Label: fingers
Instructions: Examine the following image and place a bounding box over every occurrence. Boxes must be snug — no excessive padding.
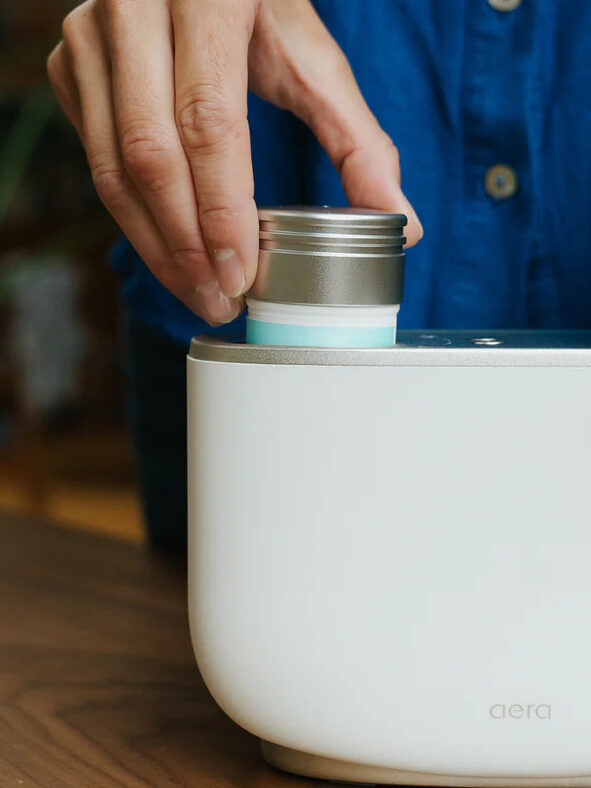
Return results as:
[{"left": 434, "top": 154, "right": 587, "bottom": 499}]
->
[
  {"left": 252, "top": 0, "right": 423, "bottom": 247},
  {"left": 61, "top": 4, "right": 174, "bottom": 301},
  {"left": 51, "top": 0, "right": 420, "bottom": 335},
  {"left": 171, "top": 0, "right": 259, "bottom": 297},
  {"left": 101, "top": 0, "right": 238, "bottom": 314},
  {"left": 57, "top": 0, "right": 241, "bottom": 324}
]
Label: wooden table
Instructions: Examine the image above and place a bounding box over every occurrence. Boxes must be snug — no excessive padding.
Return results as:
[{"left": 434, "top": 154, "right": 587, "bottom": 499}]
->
[{"left": 0, "top": 512, "right": 322, "bottom": 787}]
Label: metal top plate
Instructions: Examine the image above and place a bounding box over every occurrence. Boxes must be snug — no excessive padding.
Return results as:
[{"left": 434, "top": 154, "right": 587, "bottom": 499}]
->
[
  {"left": 189, "top": 330, "right": 591, "bottom": 367},
  {"left": 258, "top": 206, "right": 407, "bottom": 228}
]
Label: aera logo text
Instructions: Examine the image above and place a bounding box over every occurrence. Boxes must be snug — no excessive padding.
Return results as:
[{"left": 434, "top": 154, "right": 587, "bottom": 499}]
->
[{"left": 489, "top": 703, "right": 551, "bottom": 720}]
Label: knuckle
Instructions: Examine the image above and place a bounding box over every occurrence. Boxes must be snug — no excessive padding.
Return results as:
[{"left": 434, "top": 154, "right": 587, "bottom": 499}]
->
[
  {"left": 46, "top": 49, "right": 62, "bottom": 86},
  {"left": 61, "top": 7, "right": 84, "bottom": 44},
  {"left": 171, "top": 246, "right": 211, "bottom": 276},
  {"left": 90, "top": 159, "right": 129, "bottom": 206},
  {"left": 177, "top": 86, "right": 242, "bottom": 152},
  {"left": 390, "top": 141, "right": 400, "bottom": 165},
  {"left": 380, "top": 132, "right": 399, "bottom": 162},
  {"left": 197, "top": 202, "right": 252, "bottom": 250},
  {"left": 327, "top": 45, "right": 352, "bottom": 79},
  {"left": 119, "top": 129, "right": 175, "bottom": 186},
  {"left": 199, "top": 203, "right": 241, "bottom": 231},
  {"left": 62, "top": 1, "right": 98, "bottom": 55}
]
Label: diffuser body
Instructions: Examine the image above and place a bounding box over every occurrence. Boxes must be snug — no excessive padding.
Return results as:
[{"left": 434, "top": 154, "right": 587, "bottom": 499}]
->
[{"left": 187, "top": 331, "right": 591, "bottom": 786}]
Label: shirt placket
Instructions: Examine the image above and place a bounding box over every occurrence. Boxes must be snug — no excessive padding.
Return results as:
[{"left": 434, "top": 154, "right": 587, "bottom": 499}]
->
[{"left": 441, "top": 0, "right": 534, "bottom": 328}]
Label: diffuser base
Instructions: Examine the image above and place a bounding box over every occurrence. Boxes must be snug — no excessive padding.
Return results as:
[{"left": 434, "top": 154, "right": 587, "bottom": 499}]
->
[{"left": 261, "top": 741, "right": 591, "bottom": 787}]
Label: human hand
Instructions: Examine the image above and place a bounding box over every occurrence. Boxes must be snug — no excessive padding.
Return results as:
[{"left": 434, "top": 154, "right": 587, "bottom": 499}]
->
[{"left": 48, "top": 0, "right": 422, "bottom": 324}]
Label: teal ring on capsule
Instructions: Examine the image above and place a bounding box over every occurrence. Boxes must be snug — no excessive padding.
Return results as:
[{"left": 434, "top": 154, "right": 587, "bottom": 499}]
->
[{"left": 246, "top": 318, "right": 395, "bottom": 348}]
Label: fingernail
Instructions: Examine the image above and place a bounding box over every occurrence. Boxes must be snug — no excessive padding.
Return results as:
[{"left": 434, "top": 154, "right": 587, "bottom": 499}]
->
[
  {"left": 196, "top": 280, "right": 241, "bottom": 324},
  {"left": 213, "top": 248, "right": 245, "bottom": 298}
]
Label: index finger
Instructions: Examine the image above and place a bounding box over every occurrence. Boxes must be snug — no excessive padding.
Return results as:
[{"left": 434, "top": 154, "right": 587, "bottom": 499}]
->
[{"left": 171, "top": 0, "right": 259, "bottom": 299}]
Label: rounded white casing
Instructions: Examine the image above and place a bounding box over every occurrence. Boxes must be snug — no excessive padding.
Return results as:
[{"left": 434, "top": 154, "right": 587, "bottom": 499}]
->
[{"left": 187, "top": 332, "right": 591, "bottom": 785}]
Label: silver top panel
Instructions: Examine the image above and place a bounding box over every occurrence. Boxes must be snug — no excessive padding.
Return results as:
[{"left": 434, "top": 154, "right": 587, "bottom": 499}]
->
[
  {"left": 251, "top": 206, "right": 407, "bottom": 306},
  {"left": 189, "top": 330, "right": 591, "bottom": 367}
]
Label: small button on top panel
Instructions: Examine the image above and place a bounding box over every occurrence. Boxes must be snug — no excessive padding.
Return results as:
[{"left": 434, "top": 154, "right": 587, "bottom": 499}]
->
[
  {"left": 485, "top": 164, "right": 518, "bottom": 200},
  {"left": 470, "top": 337, "right": 505, "bottom": 346},
  {"left": 488, "top": 0, "right": 522, "bottom": 11},
  {"left": 416, "top": 334, "right": 452, "bottom": 348}
]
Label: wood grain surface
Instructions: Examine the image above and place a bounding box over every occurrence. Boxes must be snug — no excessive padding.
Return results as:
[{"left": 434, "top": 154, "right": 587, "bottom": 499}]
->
[{"left": 0, "top": 512, "right": 321, "bottom": 787}]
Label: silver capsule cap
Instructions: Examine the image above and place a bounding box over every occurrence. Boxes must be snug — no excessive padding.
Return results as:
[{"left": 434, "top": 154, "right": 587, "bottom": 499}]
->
[{"left": 250, "top": 206, "right": 407, "bottom": 306}]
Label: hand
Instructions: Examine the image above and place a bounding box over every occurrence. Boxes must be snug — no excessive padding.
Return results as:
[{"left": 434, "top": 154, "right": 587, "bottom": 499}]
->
[{"left": 48, "top": 0, "right": 423, "bottom": 325}]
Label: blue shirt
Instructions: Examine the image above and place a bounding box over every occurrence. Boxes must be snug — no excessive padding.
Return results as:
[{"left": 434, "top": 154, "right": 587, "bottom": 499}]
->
[{"left": 112, "top": 0, "right": 591, "bottom": 346}]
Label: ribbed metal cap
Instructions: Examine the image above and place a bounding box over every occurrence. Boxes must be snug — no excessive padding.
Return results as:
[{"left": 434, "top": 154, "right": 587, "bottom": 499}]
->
[{"left": 250, "top": 207, "right": 407, "bottom": 306}]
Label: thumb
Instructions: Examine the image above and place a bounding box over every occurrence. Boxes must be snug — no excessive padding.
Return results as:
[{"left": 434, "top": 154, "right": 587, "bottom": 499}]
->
[{"left": 255, "top": 0, "right": 423, "bottom": 247}]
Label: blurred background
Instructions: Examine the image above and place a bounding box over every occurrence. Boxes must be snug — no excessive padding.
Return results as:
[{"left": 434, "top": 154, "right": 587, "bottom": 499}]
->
[{"left": 0, "top": 0, "right": 143, "bottom": 541}]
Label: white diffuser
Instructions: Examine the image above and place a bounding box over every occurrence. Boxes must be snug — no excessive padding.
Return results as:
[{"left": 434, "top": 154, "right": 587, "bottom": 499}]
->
[{"left": 187, "top": 330, "right": 591, "bottom": 787}]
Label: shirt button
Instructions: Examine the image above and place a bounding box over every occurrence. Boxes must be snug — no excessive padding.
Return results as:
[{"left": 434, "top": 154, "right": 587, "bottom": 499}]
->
[
  {"left": 487, "top": 0, "right": 522, "bottom": 11},
  {"left": 485, "top": 164, "right": 518, "bottom": 200}
]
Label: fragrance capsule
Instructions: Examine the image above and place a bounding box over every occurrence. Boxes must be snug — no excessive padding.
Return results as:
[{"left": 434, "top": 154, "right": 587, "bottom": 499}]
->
[{"left": 246, "top": 207, "right": 407, "bottom": 347}]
